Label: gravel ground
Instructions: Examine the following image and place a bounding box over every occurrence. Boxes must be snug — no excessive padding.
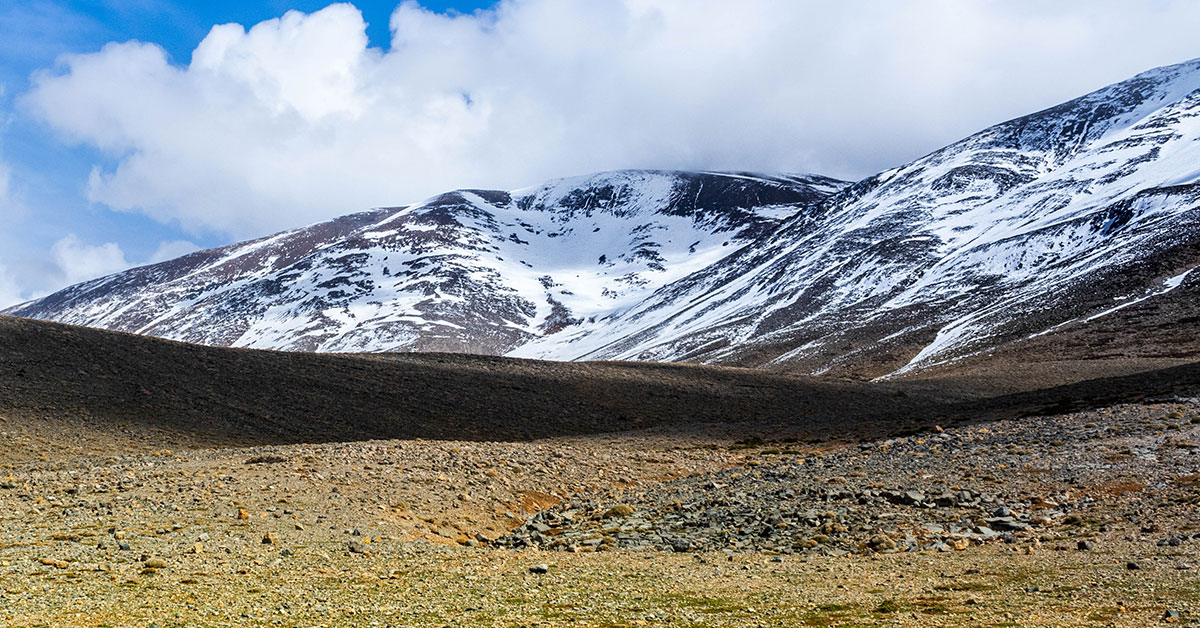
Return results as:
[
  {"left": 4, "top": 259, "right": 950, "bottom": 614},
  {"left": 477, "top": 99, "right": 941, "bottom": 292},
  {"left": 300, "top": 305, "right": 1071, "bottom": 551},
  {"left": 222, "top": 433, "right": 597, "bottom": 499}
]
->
[
  {"left": 502, "top": 398, "right": 1200, "bottom": 556},
  {"left": 1, "top": 399, "right": 1199, "bottom": 626}
]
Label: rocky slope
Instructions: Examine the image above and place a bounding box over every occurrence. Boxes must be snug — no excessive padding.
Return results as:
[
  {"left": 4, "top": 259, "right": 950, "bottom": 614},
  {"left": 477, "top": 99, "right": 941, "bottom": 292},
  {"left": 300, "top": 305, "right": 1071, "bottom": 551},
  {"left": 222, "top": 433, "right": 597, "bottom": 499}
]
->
[{"left": 8, "top": 58, "right": 1200, "bottom": 376}]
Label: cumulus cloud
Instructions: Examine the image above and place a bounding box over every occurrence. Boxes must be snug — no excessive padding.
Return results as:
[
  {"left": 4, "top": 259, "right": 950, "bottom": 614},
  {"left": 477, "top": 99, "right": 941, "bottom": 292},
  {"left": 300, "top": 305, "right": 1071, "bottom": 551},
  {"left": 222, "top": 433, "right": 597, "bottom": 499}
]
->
[
  {"left": 0, "top": 264, "right": 23, "bottom": 309},
  {"left": 0, "top": 93, "right": 21, "bottom": 221},
  {"left": 0, "top": 236, "right": 203, "bottom": 308},
  {"left": 50, "top": 234, "right": 131, "bottom": 285},
  {"left": 149, "top": 239, "right": 200, "bottom": 263},
  {"left": 21, "top": 0, "right": 1200, "bottom": 240},
  {"left": 0, "top": 158, "right": 21, "bottom": 223},
  {"left": 0, "top": 155, "right": 10, "bottom": 212}
]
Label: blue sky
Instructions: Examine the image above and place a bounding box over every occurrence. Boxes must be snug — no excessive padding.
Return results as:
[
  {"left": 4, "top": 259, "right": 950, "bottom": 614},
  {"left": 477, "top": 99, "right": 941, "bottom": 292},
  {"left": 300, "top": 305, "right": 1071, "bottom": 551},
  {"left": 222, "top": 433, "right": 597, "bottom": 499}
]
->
[
  {"left": 1, "top": 0, "right": 1199, "bottom": 308},
  {"left": 0, "top": 0, "right": 495, "bottom": 303}
]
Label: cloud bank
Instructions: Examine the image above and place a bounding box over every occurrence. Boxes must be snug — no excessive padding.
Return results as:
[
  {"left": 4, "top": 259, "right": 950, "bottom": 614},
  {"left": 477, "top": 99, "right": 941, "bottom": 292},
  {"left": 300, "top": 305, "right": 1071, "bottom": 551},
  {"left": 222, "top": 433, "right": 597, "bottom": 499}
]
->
[
  {"left": 0, "top": 233, "right": 131, "bottom": 309},
  {"left": 22, "top": 0, "right": 1200, "bottom": 240},
  {"left": 0, "top": 233, "right": 199, "bottom": 309},
  {"left": 0, "top": 156, "right": 11, "bottom": 215},
  {"left": 149, "top": 240, "right": 201, "bottom": 264},
  {"left": 0, "top": 97, "right": 19, "bottom": 221},
  {"left": 0, "top": 264, "right": 22, "bottom": 309},
  {"left": 50, "top": 234, "right": 131, "bottom": 286}
]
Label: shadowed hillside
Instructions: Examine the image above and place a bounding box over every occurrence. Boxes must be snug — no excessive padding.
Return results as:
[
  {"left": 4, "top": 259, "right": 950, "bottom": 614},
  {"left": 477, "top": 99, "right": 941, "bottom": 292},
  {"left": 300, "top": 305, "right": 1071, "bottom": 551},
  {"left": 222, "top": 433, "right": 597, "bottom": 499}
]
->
[
  {"left": 0, "top": 315, "right": 919, "bottom": 460},
  {"left": 4, "top": 314, "right": 1200, "bottom": 463}
]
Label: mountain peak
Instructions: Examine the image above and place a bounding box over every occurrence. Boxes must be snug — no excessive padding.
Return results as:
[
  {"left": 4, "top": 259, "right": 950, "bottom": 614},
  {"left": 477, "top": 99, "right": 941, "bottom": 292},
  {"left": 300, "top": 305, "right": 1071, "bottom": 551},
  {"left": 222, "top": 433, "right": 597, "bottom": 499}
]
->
[
  {"left": 9, "top": 59, "right": 1200, "bottom": 377},
  {"left": 6, "top": 169, "right": 844, "bottom": 355}
]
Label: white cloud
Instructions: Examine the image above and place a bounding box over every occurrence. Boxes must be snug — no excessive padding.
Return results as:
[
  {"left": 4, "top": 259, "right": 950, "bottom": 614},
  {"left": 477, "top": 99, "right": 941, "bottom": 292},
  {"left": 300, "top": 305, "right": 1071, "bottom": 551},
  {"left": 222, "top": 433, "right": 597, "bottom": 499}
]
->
[
  {"left": 0, "top": 160, "right": 18, "bottom": 222},
  {"left": 0, "top": 91, "right": 21, "bottom": 221},
  {"left": 21, "top": 0, "right": 1200, "bottom": 240},
  {"left": 0, "top": 156, "right": 10, "bottom": 210},
  {"left": 0, "top": 236, "right": 201, "bottom": 309},
  {"left": 149, "top": 239, "right": 200, "bottom": 263},
  {"left": 50, "top": 233, "right": 130, "bottom": 285},
  {"left": 0, "top": 263, "right": 23, "bottom": 309}
]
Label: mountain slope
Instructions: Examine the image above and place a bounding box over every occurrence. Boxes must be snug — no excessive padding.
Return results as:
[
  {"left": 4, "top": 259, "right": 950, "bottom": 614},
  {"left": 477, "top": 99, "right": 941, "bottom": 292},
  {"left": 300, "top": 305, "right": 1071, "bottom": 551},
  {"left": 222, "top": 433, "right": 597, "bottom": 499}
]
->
[
  {"left": 8, "top": 314, "right": 1200, "bottom": 464},
  {"left": 5, "top": 171, "right": 843, "bottom": 354},
  {"left": 511, "top": 58, "right": 1200, "bottom": 377},
  {"left": 0, "top": 314, "right": 939, "bottom": 461},
  {"left": 8, "top": 59, "right": 1200, "bottom": 376}
]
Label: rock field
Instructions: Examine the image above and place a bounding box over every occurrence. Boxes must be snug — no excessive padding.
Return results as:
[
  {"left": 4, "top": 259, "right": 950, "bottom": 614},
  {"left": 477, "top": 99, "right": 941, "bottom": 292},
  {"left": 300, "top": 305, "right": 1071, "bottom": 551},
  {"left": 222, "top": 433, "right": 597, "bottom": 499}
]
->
[{"left": 1, "top": 397, "right": 1199, "bottom": 626}]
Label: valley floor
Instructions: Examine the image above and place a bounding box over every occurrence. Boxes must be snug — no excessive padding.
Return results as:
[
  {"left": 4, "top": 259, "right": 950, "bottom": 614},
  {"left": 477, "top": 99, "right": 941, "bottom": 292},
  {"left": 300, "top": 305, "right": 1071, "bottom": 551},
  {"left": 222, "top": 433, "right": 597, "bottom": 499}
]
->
[{"left": 1, "top": 398, "right": 1198, "bottom": 627}]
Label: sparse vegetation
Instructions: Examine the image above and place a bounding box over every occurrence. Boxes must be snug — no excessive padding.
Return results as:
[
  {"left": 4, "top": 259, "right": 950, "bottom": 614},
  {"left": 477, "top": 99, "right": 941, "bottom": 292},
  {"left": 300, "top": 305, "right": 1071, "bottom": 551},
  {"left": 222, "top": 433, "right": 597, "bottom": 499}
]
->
[{"left": 1, "top": 316, "right": 1200, "bottom": 626}]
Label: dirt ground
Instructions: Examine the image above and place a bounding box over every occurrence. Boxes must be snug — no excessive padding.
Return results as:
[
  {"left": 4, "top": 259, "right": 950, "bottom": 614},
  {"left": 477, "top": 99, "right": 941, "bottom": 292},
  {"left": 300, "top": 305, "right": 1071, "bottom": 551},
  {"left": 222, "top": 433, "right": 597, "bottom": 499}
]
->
[{"left": 2, "top": 397, "right": 1198, "bottom": 627}]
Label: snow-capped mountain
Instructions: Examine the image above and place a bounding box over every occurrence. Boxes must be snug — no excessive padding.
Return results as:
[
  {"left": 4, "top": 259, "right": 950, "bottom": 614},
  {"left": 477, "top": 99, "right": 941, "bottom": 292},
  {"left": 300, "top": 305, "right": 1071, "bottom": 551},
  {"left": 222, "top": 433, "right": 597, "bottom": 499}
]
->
[
  {"left": 511, "top": 58, "right": 1200, "bottom": 376},
  {"left": 4, "top": 171, "right": 843, "bottom": 354},
  {"left": 8, "top": 58, "right": 1200, "bottom": 377}
]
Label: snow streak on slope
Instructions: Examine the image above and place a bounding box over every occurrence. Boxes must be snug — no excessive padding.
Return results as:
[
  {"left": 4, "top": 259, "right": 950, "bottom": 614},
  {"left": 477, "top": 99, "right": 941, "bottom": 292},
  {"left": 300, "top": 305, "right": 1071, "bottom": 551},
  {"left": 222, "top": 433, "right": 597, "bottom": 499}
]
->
[{"left": 6, "top": 171, "right": 844, "bottom": 354}]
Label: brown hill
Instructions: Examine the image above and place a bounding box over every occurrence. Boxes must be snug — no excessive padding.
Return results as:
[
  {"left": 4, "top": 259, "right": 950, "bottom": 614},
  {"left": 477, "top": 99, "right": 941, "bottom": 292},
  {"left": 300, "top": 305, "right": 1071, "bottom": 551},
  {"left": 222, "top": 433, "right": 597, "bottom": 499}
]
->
[
  {"left": 4, "top": 314, "right": 1200, "bottom": 463},
  {"left": 0, "top": 315, "right": 909, "bottom": 461}
]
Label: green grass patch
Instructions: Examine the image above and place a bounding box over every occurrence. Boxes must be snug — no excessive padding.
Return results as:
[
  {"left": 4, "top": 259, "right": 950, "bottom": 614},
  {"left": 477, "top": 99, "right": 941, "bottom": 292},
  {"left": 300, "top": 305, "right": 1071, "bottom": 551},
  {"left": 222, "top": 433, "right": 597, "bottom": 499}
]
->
[
  {"left": 665, "top": 593, "right": 746, "bottom": 614},
  {"left": 793, "top": 602, "right": 857, "bottom": 626},
  {"left": 873, "top": 599, "right": 904, "bottom": 614},
  {"left": 934, "top": 581, "right": 996, "bottom": 592}
]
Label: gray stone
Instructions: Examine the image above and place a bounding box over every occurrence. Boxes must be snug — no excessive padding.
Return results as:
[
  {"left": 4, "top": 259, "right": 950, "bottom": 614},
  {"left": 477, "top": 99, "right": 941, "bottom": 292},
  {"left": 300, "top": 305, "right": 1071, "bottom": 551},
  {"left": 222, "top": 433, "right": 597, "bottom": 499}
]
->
[
  {"left": 973, "top": 526, "right": 997, "bottom": 538},
  {"left": 984, "top": 517, "right": 1030, "bottom": 532},
  {"left": 933, "top": 493, "right": 958, "bottom": 507}
]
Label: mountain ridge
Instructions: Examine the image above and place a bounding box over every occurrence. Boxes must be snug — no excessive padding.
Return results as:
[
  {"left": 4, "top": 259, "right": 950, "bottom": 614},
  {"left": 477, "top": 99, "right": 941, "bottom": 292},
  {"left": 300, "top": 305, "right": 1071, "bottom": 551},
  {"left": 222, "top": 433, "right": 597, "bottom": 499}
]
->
[
  {"left": 8, "top": 57, "right": 1200, "bottom": 376},
  {"left": 6, "top": 170, "right": 845, "bottom": 354},
  {"left": 509, "top": 57, "right": 1200, "bottom": 376}
]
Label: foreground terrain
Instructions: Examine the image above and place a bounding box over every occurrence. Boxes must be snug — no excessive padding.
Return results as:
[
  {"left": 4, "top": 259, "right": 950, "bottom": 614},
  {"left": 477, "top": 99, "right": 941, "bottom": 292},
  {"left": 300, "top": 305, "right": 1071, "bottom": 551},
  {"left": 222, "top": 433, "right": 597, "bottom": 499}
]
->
[
  {"left": 2, "top": 396, "right": 1199, "bottom": 626},
  {"left": 2, "top": 316, "right": 1200, "bottom": 626}
]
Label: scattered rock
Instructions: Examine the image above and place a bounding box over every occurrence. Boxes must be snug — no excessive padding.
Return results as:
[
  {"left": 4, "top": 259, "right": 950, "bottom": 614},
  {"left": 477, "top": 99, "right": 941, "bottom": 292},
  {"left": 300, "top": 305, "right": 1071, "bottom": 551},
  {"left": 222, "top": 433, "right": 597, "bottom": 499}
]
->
[
  {"left": 602, "top": 504, "right": 636, "bottom": 518},
  {"left": 985, "top": 517, "right": 1031, "bottom": 532},
  {"left": 867, "top": 534, "right": 897, "bottom": 552},
  {"left": 244, "top": 455, "right": 288, "bottom": 465}
]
